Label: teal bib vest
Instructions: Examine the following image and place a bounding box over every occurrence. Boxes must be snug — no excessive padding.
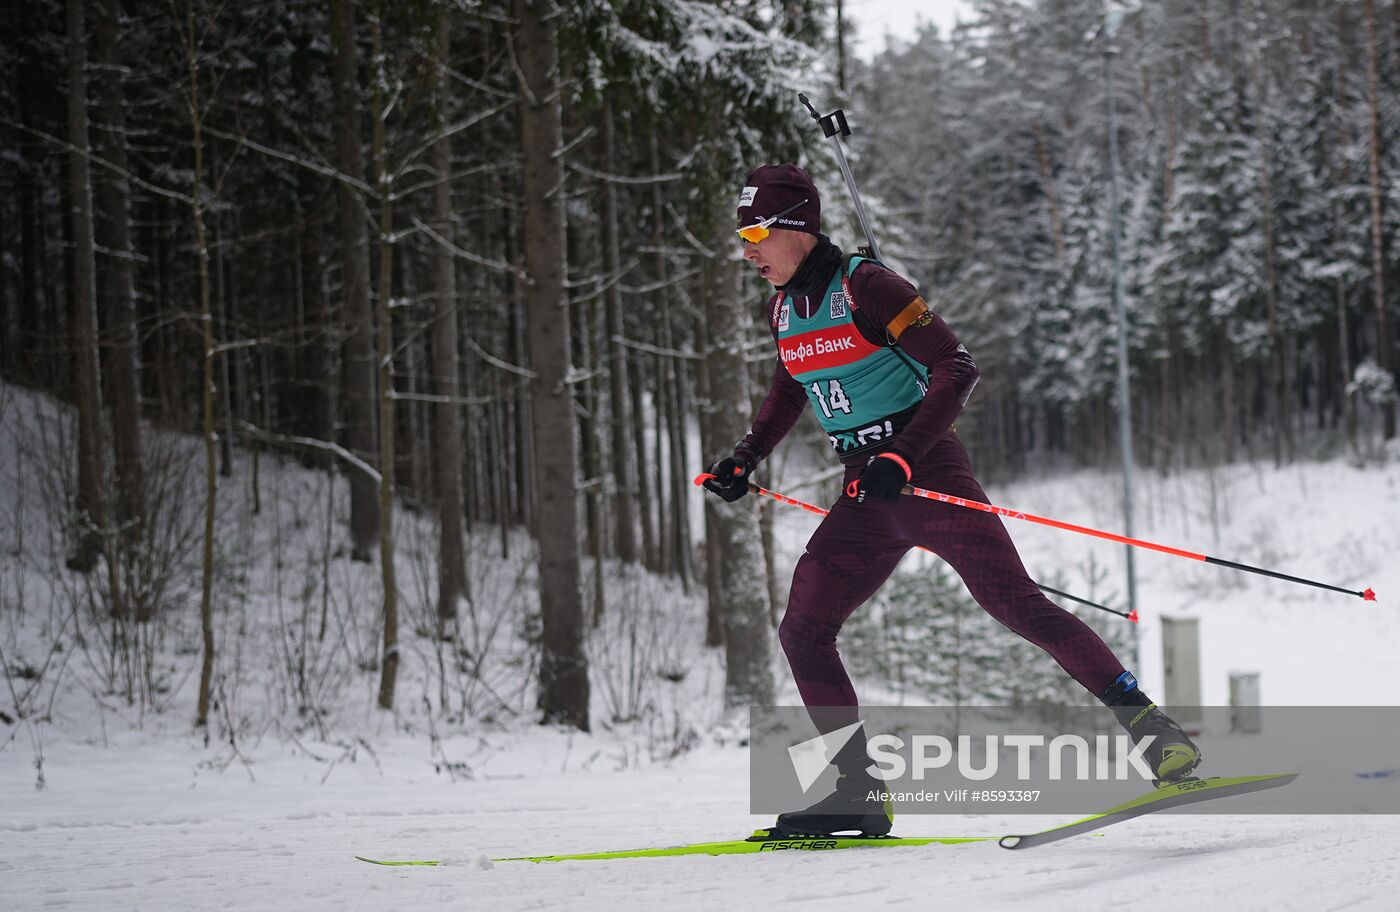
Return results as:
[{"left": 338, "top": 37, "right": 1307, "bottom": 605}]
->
[{"left": 775, "top": 257, "right": 929, "bottom": 458}]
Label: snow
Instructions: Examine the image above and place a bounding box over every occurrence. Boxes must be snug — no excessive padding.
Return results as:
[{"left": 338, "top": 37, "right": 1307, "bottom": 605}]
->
[
  {"left": 5, "top": 380, "right": 1400, "bottom": 910},
  {"left": 6, "top": 738, "right": 1400, "bottom": 910}
]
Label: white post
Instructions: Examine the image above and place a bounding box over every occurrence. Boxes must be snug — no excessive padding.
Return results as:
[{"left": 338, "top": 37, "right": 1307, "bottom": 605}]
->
[{"left": 1104, "top": 3, "right": 1139, "bottom": 663}]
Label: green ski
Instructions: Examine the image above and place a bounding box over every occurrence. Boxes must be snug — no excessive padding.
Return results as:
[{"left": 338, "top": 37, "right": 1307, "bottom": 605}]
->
[
  {"left": 355, "top": 827, "right": 988, "bottom": 865},
  {"left": 354, "top": 856, "right": 441, "bottom": 866},
  {"left": 998, "top": 772, "right": 1298, "bottom": 850}
]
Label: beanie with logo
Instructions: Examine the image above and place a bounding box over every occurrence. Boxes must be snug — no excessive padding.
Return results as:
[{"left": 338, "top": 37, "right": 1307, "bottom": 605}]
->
[{"left": 737, "top": 163, "right": 821, "bottom": 236}]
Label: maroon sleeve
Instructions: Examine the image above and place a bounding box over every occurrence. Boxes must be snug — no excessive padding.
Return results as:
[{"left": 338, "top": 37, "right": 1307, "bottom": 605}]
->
[
  {"left": 849, "top": 263, "right": 980, "bottom": 466},
  {"left": 733, "top": 294, "right": 809, "bottom": 465}
]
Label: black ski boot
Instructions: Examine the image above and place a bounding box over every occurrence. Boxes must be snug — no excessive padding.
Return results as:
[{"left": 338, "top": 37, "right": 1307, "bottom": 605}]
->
[
  {"left": 1100, "top": 672, "right": 1202, "bottom": 784},
  {"left": 775, "top": 733, "right": 893, "bottom": 837}
]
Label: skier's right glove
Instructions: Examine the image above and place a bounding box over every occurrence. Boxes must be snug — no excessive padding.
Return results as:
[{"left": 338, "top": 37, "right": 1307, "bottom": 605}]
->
[
  {"left": 701, "top": 453, "right": 755, "bottom": 503},
  {"left": 849, "top": 452, "right": 911, "bottom": 503}
]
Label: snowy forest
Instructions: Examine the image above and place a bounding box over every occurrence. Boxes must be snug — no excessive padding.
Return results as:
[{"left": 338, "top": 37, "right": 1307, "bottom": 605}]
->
[{"left": 1, "top": 0, "right": 1397, "bottom": 756}]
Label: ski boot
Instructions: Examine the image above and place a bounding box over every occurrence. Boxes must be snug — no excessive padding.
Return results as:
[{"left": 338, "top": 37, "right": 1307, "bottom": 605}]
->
[
  {"left": 774, "top": 734, "right": 894, "bottom": 837},
  {"left": 1100, "top": 671, "right": 1202, "bottom": 785}
]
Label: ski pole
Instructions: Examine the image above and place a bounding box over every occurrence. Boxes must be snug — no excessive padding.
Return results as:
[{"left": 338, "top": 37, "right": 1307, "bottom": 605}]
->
[
  {"left": 798, "top": 93, "right": 881, "bottom": 260},
  {"left": 878, "top": 480, "right": 1377, "bottom": 602},
  {"left": 694, "top": 472, "right": 1134, "bottom": 621}
]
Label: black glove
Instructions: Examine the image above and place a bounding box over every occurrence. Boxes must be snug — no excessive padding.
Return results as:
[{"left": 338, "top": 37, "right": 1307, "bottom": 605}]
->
[
  {"left": 850, "top": 453, "right": 910, "bottom": 503},
  {"left": 701, "top": 454, "right": 755, "bottom": 503}
]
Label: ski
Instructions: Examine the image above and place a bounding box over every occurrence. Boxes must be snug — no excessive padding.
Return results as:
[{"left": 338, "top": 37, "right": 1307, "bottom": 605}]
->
[
  {"left": 998, "top": 772, "right": 1298, "bottom": 850},
  {"left": 356, "top": 828, "right": 988, "bottom": 865},
  {"left": 354, "top": 856, "right": 441, "bottom": 866}
]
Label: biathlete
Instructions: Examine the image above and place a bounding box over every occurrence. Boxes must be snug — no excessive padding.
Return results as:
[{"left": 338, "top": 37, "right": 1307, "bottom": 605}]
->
[{"left": 701, "top": 163, "right": 1200, "bottom": 838}]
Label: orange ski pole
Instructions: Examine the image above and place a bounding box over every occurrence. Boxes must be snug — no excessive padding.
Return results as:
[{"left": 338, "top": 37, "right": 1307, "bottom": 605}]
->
[
  {"left": 880, "top": 480, "right": 1377, "bottom": 603},
  {"left": 694, "top": 472, "right": 1133, "bottom": 621}
]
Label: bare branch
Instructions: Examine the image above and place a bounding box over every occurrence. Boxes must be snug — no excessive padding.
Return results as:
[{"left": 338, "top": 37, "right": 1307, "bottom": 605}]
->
[
  {"left": 236, "top": 420, "right": 382, "bottom": 484},
  {"left": 208, "top": 338, "right": 264, "bottom": 356},
  {"left": 387, "top": 390, "right": 497, "bottom": 406},
  {"left": 565, "top": 161, "right": 682, "bottom": 185},
  {"left": 202, "top": 124, "right": 375, "bottom": 196},
  {"left": 666, "top": 203, "right": 715, "bottom": 257},
  {"left": 621, "top": 267, "right": 701, "bottom": 295},
  {"left": 3, "top": 117, "right": 193, "bottom": 205},
  {"left": 390, "top": 99, "right": 515, "bottom": 182},
  {"left": 411, "top": 216, "right": 529, "bottom": 281},
  {"left": 466, "top": 337, "right": 538, "bottom": 379},
  {"left": 554, "top": 124, "right": 596, "bottom": 161},
  {"left": 390, "top": 161, "right": 508, "bottom": 203},
  {"left": 609, "top": 334, "right": 703, "bottom": 361}
]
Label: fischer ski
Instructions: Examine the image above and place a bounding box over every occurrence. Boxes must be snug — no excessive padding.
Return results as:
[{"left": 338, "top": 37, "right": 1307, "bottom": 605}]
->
[
  {"left": 356, "top": 827, "right": 988, "bottom": 865},
  {"left": 354, "top": 857, "right": 441, "bottom": 866},
  {"left": 998, "top": 772, "right": 1298, "bottom": 850},
  {"left": 357, "top": 773, "right": 1297, "bottom": 864}
]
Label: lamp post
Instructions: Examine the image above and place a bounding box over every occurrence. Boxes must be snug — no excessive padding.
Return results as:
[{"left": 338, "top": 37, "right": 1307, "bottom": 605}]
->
[{"left": 1103, "top": 2, "right": 1139, "bottom": 664}]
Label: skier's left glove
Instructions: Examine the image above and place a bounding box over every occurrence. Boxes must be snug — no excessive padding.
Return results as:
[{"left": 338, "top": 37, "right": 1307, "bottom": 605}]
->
[
  {"left": 701, "top": 453, "right": 756, "bottom": 503},
  {"left": 850, "top": 452, "right": 911, "bottom": 503}
]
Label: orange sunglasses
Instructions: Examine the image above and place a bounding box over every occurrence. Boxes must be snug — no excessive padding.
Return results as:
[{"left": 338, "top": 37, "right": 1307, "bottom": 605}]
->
[{"left": 736, "top": 198, "right": 809, "bottom": 244}]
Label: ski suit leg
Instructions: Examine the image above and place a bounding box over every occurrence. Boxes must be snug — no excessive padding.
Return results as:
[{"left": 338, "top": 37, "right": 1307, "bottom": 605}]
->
[
  {"left": 893, "top": 435, "right": 1127, "bottom": 695},
  {"left": 779, "top": 496, "right": 909, "bottom": 719}
]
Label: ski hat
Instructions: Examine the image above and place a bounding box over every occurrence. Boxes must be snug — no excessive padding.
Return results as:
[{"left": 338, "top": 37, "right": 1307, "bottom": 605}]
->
[{"left": 737, "top": 163, "right": 821, "bottom": 236}]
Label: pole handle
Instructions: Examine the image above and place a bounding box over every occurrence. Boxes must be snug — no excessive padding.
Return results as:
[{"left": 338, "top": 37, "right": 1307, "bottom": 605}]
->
[{"left": 797, "top": 92, "right": 851, "bottom": 138}]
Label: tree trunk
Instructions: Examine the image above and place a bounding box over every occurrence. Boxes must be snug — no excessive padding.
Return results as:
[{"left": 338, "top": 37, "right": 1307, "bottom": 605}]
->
[
  {"left": 1336, "top": 2, "right": 1358, "bottom": 447},
  {"left": 600, "top": 101, "right": 639, "bottom": 565},
  {"left": 760, "top": 497, "right": 781, "bottom": 628},
  {"left": 571, "top": 223, "right": 607, "bottom": 622},
  {"left": 16, "top": 125, "right": 41, "bottom": 384},
  {"left": 64, "top": 0, "right": 106, "bottom": 574},
  {"left": 0, "top": 180, "right": 8, "bottom": 378},
  {"left": 212, "top": 200, "right": 235, "bottom": 477},
  {"left": 506, "top": 200, "right": 535, "bottom": 534},
  {"left": 430, "top": 7, "right": 466, "bottom": 634},
  {"left": 698, "top": 204, "right": 774, "bottom": 708},
  {"left": 699, "top": 330, "right": 723, "bottom": 648},
  {"left": 654, "top": 344, "right": 673, "bottom": 575},
  {"left": 1032, "top": 122, "right": 1066, "bottom": 262},
  {"left": 1363, "top": 0, "right": 1396, "bottom": 438},
  {"left": 13, "top": 38, "right": 43, "bottom": 384},
  {"left": 835, "top": 0, "right": 846, "bottom": 91},
  {"left": 1255, "top": 57, "right": 1284, "bottom": 467},
  {"left": 629, "top": 352, "right": 656, "bottom": 568},
  {"left": 515, "top": 0, "right": 588, "bottom": 731},
  {"left": 331, "top": 0, "right": 380, "bottom": 559},
  {"left": 369, "top": 7, "right": 399, "bottom": 711},
  {"left": 95, "top": 0, "right": 147, "bottom": 615},
  {"left": 292, "top": 49, "right": 333, "bottom": 457},
  {"left": 182, "top": 0, "right": 217, "bottom": 732},
  {"left": 590, "top": 248, "right": 608, "bottom": 622},
  {"left": 669, "top": 324, "right": 694, "bottom": 589}
]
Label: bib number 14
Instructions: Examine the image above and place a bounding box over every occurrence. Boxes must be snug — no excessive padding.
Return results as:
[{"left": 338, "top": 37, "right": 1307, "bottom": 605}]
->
[{"left": 811, "top": 379, "right": 853, "bottom": 419}]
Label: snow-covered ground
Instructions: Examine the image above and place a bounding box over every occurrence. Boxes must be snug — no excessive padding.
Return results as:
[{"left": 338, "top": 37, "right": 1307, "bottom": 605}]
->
[
  {"left": 4, "top": 381, "right": 1400, "bottom": 910},
  {"left": 6, "top": 734, "right": 1400, "bottom": 911}
]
